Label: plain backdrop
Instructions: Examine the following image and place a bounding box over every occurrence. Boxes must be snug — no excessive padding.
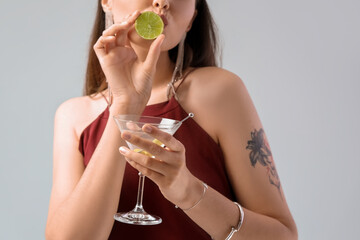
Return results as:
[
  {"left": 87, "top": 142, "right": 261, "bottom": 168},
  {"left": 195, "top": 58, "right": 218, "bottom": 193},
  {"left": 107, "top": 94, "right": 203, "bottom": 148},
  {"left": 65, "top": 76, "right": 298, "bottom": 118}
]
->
[{"left": 0, "top": 0, "right": 359, "bottom": 239}]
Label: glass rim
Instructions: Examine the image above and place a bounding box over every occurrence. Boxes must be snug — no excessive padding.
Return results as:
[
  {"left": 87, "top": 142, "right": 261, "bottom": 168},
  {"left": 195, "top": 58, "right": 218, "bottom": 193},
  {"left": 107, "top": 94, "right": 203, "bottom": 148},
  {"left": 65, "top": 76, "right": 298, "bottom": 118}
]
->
[{"left": 113, "top": 114, "right": 182, "bottom": 126}]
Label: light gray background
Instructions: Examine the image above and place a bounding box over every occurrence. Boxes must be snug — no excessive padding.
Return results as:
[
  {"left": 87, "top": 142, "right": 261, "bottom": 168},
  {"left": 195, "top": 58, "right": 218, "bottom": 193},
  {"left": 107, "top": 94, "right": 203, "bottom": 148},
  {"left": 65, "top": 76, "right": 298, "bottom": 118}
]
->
[{"left": 0, "top": 0, "right": 359, "bottom": 239}]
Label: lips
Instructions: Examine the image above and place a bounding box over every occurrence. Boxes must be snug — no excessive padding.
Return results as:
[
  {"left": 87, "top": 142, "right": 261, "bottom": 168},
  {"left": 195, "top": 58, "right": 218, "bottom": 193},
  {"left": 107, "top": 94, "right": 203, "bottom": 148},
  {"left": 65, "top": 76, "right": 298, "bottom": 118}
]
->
[{"left": 160, "top": 14, "right": 168, "bottom": 26}]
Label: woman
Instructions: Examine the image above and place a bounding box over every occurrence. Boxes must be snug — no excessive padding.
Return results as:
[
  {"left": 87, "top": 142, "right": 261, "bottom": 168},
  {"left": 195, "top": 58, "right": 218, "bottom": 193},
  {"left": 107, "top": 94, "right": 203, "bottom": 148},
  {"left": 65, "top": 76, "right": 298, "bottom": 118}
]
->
[{"left": 46, "top": 0, "right": 297, "bottom": 239}]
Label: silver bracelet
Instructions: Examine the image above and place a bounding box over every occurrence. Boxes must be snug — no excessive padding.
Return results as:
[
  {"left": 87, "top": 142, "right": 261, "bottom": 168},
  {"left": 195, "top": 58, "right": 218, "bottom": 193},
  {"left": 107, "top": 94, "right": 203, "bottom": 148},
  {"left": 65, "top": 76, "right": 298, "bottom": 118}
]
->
[
  {"left": 175, "top": 181, "right": 208, "bottom": 211},
  {"left": 225, "top": 202, "right": 245, "bottom": 240}
]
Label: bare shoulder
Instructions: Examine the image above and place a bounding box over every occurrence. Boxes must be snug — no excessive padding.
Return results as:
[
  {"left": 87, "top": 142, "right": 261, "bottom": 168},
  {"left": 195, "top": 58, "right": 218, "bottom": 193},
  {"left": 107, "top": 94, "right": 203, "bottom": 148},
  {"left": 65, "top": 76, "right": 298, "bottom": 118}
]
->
[
  {"left": 55, "top": 93, "right": 108, "bottom": 139},
  {"left": 189, "top": 67, "right": 244, "bottom": 89},
  {"left": 178, "top": 67, "right": 249, "bottom": 142},
  {"left": 192, "top": 67, "right": 259, "bottom": 133},
  {"left": 185, "top": 67, "right": 247, "bottom": 107}
]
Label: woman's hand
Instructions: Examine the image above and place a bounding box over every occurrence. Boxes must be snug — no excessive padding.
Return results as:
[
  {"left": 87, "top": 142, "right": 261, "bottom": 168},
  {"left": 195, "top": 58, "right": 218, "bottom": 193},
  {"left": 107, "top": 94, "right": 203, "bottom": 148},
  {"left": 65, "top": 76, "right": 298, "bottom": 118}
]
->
[
  {"left": 94, "top": 11, "right": 165, "bottom": 112},
  {"left": 118, "top": 124, "right": 202, "bottom": 208}
]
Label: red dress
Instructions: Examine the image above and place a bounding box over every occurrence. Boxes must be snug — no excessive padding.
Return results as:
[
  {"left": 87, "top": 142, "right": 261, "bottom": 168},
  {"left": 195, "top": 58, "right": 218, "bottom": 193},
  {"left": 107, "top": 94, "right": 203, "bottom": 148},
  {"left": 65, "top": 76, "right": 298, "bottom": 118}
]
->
[{"left": 79, "top": 97, "right": 236, "bottom": 239}]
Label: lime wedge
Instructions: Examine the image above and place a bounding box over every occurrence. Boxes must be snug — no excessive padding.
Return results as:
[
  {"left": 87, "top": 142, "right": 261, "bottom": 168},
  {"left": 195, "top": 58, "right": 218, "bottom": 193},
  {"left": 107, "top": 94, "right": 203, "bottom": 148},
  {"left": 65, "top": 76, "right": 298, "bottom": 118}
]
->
[{"left": 135, "top": 11, "right": 164, "bottom": 40}]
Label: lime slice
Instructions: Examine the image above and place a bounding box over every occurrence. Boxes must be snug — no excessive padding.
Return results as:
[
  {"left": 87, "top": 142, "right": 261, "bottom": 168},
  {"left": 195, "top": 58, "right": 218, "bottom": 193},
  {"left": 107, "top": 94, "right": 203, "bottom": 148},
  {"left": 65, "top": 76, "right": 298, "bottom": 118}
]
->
[
  {"left": 152, "top": 139, "right": 164, "bottom": 147},
  {"left": 135, "top": 11, "right": 164, "bottom": 40},
  {"left": 134, "top": 148, "right": 153, "bottom": 157}
]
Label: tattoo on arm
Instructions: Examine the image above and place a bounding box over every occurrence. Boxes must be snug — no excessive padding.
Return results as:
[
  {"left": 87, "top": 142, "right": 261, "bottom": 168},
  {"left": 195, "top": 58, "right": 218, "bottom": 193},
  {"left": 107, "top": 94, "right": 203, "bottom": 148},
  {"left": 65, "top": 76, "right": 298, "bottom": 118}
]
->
[{"left": 246, "top": 129, "right": 281, "bottom": 195}]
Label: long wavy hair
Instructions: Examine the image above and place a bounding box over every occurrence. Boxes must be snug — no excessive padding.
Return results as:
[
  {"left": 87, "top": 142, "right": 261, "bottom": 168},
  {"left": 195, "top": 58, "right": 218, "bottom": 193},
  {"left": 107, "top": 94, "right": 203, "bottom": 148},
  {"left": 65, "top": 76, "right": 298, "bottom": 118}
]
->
[{"left": 84, "top": 0, "right": 220, "bottom": 96}]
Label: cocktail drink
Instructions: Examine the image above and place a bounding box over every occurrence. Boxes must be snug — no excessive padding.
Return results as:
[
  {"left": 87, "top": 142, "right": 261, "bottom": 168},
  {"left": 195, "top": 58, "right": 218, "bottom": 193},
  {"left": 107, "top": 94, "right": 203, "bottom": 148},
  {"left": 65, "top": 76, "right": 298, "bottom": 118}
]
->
[{"left": 113, "top": 115, "right": 183, "bottom": 225}]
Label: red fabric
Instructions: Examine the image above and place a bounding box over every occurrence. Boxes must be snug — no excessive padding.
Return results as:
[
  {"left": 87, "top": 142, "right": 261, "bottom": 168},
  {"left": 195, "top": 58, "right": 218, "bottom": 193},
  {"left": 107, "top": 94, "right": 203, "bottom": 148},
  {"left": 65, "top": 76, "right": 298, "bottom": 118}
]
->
[{"left": 79, "top": 97, "right": 236, "bottom": 239}]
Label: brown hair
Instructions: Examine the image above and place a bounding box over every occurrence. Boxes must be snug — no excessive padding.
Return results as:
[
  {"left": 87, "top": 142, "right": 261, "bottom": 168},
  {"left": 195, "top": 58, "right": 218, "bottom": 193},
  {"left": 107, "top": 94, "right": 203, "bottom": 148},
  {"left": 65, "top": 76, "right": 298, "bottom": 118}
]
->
[{"left": 84, "top": 0, "right": 220, "bottom": 96}]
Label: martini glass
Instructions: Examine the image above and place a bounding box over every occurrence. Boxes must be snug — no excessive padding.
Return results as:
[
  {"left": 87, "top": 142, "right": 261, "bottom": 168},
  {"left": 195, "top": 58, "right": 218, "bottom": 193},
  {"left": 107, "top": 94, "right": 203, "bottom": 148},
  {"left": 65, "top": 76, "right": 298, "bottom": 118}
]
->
[{"left": 113, "top": 114, "right": 192, "bottom": 225}]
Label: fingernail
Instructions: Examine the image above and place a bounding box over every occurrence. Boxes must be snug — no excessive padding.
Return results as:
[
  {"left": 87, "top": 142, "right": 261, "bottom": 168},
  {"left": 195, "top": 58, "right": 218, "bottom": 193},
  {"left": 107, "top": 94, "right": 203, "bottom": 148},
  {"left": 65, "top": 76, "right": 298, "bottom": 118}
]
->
[
  {"left": 143, "top": 125, "right": 152, "bottom": 133},
  {"left": 119, "top": 146, "right": 128, "bottom": 154},
  {"left": 122, "top": 132, "right": 131, "bottom": 140}
]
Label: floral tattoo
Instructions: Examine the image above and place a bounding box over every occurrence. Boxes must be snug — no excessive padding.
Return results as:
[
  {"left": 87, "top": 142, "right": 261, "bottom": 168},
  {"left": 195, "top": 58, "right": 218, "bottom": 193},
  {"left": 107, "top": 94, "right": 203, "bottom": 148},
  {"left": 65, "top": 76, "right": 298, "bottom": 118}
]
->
[{"left": 246, "top": 129, "right": 281, "bottom": 195}]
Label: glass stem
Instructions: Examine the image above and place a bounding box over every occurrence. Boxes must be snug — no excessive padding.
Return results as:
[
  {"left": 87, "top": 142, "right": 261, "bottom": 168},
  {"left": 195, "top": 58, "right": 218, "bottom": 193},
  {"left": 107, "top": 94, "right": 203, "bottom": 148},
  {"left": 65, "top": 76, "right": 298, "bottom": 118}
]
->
[{"left": 134, "top": 172, "right": 145, "bottom": 212}]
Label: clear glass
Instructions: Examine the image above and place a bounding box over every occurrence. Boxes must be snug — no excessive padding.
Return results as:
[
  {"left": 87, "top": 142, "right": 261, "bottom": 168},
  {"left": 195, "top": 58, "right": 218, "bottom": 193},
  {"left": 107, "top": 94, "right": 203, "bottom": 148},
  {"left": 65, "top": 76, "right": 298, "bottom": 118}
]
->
[{"left": 113, "top": 115, "right": 182, "bottom": 225}]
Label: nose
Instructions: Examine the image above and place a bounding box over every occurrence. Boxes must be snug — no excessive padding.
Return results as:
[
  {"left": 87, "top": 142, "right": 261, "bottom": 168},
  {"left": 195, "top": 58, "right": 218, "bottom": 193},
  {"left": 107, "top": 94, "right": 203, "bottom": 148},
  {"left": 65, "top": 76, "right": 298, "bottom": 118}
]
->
[{"left": 153, "top": 0, "right": 170, "bottom": 10}]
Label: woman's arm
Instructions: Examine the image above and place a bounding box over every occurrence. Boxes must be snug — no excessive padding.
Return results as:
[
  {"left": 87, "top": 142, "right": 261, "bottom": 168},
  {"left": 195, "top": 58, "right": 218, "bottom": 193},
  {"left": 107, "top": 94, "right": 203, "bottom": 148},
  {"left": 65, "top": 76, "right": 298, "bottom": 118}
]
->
[
  {"left": 118, "top": 67, "right": 297, "bottom": 240},
  {"left": 45, "top": 100, "right": 129, "bottom": 240},
  {"left": 46, "top": 10, "right": 164, "bottom": 239},
  {"left": 182, "top": 69, "right": 298, "bottom": 239}
]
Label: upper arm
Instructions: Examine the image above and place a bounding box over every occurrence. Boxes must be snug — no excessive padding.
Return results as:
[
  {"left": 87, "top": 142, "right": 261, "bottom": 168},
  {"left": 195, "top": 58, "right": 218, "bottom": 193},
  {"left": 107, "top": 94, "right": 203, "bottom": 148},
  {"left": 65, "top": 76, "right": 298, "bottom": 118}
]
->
[
  {"left": 48, "top": 100, "right": 85, "bottom": 218},
  {"left": 209, "top": 71, "right": 295, "bottom": 228}
]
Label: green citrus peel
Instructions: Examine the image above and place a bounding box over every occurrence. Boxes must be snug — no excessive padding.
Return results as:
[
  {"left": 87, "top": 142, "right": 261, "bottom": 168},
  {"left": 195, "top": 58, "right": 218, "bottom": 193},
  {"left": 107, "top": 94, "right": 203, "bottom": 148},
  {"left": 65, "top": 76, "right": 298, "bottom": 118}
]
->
[{"left": 135, "top": 11, "right": 164, "bottom": 40}]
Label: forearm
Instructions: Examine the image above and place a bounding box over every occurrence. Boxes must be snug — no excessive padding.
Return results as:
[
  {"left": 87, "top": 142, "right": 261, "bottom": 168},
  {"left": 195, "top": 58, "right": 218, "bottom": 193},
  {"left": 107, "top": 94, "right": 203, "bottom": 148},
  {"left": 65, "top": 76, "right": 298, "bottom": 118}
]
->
[
  {"left": 46, "top": 105, "right": 134, "bottom": 239},
  {"left": 182, "top": 183, "right": 297, "bottom": 240}
]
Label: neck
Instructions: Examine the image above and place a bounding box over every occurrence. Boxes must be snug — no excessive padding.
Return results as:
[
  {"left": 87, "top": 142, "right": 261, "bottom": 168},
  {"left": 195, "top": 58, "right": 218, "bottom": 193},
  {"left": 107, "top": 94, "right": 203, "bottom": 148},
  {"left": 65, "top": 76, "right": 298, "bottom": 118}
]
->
[{"left": 153, "top": 52, "right": 175, "bottom": 86}]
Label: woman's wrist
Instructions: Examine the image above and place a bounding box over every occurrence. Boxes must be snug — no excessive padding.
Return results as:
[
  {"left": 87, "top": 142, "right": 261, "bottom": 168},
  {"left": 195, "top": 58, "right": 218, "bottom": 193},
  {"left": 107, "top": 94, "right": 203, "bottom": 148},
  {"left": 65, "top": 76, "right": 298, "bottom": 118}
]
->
[
  {"left": 109, "top": 100, "right": 144, "bottom": 116},
  {"left": 173, "top": 176, "right": 206, "bottom": 211},
  {"left": 175, "top": 181, "right": 208, "bottom": 211}
]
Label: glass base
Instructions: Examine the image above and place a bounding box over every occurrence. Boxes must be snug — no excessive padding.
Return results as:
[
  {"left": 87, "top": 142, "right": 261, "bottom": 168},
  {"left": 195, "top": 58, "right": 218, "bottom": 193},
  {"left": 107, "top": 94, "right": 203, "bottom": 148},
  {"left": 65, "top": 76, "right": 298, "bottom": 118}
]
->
[{"left": 114, "top": 210, "right": 162, "bottom": 225}]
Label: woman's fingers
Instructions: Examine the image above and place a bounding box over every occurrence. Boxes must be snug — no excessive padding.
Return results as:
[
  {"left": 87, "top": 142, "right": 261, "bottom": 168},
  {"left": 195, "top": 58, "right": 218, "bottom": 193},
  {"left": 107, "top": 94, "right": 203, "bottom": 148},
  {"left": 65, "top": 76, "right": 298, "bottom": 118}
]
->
[
  {"left": 121, "top": 131, "right": 169, "bottom": 159},
  {"left": 95, "top": 9, "right": 164, "bottom": 71},
  {"left": 120, "top": 125, "right": 184, "bottom": 164},
  {"left": 119, "top": 127, "right": 190, "bottom": 197},
  {"left": 93, "top": 36, "right": 116, "bottom": 57},
  {"left": 103, "top": 10, "right": 139, "bottom": 36},
  {"left": 142, "top": 34, "right": 165, "bottom": 74},
  {"left": 94, "top": 10, "right": 140, "bottom": 57},
  {"left": 142, "top": 124, "right": 184, "bottom": 152},
  {"left": 119, "top": 146, "right": 166, "bottom": 179}
]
